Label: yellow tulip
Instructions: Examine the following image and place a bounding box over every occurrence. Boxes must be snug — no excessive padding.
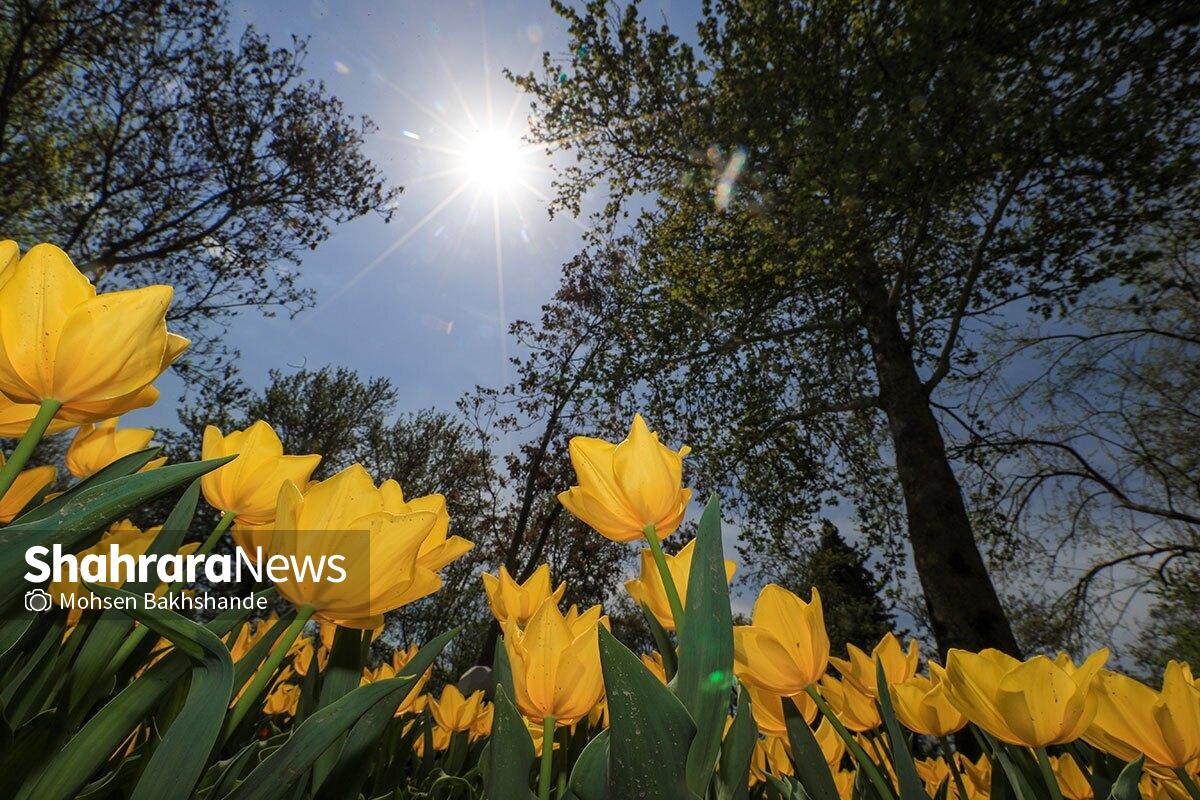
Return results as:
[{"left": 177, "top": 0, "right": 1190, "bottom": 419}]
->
[
  {"left": 916, "top": 758, "right": 954, "bottom": 799},
  {"left": 502, "top": 596, "right": 606, "bottom": 725},
  {"left": 481, "top": 563, "right": 565, "bottom": 626},
  {"left": 626, "top": 537, "right": 735, "bottom": 630},
  {"left": 829, "top": 632, "right": 919, "bottom": 698},
  {"left": 1142, "top": 773, "right": 1194, "bottom": 800},
  {"left": 960, "top": 754, "right": 992, "bottom": 799},
  {"left": 266, "top": 464, "right": 473, "bottom": 628},
  {"left": 228, "top": 614, "right": 281, "bottom": 661},
  {"left": 0, "top": 241, "right": 187, "bottom": 421},
  {"left": 526, "top": 716, "right": 557, "bottom": 757},
  {"left": 1084, "top": 661, "right": 1200, "bottom": 769},
  {"left": 429, "top": 685, "right": 486, "bottom": 733},
  {"left": 832, "top": 769, "right": 856, "bottom": 800},
  {"left": 814, "top": 717, "right": 847, "bottom": 767},
  {"left": 563, "top": 603, "right": 609, "bottom": 638},
  {"left": 66, "top": 417, "right": 163, "bottom": 478},
  {"left": 819, "top": 674, "right": 881, "bottom": 732},
  {"left": 891, "top": 672, "right": 967, "bottom": 737},
  {"left": 49, "top": 520, "right": 198, "bottom": 625},
  {"left": 743, "top": 682, "right": 816, "bottom": 736},
  {"left": 558, "top": 414, "right": 692, "bottom": 543},
  {"left": 471, "top": 702, "right": 494, "bottom": 739},
  {"left": 263, "top": 681, "right": 300, "bottom": 716},
  {"left": 361, "top": 644, "right": 430, "bottom": 716},
  {"left": 0, "top": 453, "right": 54, "bottom": 522},
  {"left": 1051, "top": 754, "right": 1093, "bottom": 800},
  {"left": 202, "top": 421, "right": 321, "bottom": 526},
  {"left": 411, "top": 722, "right": 452, "bottom": 756},
  {"left": 749, "top": 735, "right": 794, "bottom": 785},
  {"left": 733, "top": 584, "right": 830, "bottom": 696},
  {"left": 641, "top": 651, "right": 669, "bottom": 684},
  {"left": 939, "top": 648, "right": 1108, "bottom": 747},
  {"left": 289, "top": 634, "right": 328, "bottom": 677}
]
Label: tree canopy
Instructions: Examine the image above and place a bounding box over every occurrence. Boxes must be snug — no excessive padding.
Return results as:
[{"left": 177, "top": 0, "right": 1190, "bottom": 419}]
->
[{"left": 510, "top": 0, "right": 1200, "bottom": 655}]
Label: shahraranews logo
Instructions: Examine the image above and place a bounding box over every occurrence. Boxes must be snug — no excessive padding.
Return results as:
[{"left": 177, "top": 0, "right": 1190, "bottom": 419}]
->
[
  {"left": 22, "top": 544, "right": 349, "bottom": 613},
  {"left": 25, "top": 543, "right": 349, "bottom": 585}
]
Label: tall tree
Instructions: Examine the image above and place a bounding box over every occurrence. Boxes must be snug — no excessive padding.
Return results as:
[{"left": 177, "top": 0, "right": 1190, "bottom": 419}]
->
[
  {"left": 0, "top": 0, "right": 399, "bottom": 376},
  {"left": 955, "top": 214, "right": 1200, "bottom": 652},
  {"left": 510, "top": 0, "right": 1200, "bottom": 655},
  {"left": 791, "top": 521, "right": 895, "bottom": 657}
]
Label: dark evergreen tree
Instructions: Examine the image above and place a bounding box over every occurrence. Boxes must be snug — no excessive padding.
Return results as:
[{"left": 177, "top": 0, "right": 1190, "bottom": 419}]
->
[{"left": 792, "top": 521, "right": 894, "bottom": 657}]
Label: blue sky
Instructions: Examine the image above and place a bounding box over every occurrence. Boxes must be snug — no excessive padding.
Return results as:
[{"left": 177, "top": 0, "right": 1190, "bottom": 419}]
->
[{"left": 138, "top": 0, "right": 700, "bottom": 427}]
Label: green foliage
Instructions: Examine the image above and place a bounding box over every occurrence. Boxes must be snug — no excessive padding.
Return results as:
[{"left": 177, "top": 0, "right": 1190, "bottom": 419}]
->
[{"left": 0, "top": 0, "right": 399, "bottom": 375}]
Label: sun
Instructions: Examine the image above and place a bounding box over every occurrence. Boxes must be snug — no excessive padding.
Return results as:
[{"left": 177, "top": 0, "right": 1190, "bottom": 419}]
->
[{"left": 458, "top": 127, "right": 527, "bottom": 190}]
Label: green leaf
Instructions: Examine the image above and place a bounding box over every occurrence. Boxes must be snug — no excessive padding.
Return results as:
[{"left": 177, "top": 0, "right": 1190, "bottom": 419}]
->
[
  {"left": 715, "top": 683, "right": 757, "bottom": 800},
  {"left": 221, "top": 628, "right": 457, "bottom": 800},
  {"left": 12, "top": 447, "right": 166, "bottom": 527},
  {"left": 981, "top": 733, "right": 1040, "bottom": 800},
  {"left": 67, "top": 481, "right": 200, "bottom": 714},
  {"left": 483, "top": 684, "right": 537, "bottom": 800},
  {"left": 80, "top": 585, "right": 234, "bottom": 800},
  {"left": 783, "top": 696, "right": 839, "bottom": 800},
  {"left": 18, "top": 655, "right": 191, "bottom": 800},
  {"left": 0, "top": 457, "right": 233, "bottom": 612},
  {"left": 641, "top": 601, "right": 678, "bottom": 681},
  {"left": 493, "top": 633, "right": 516, "bottom": 699},
  {"left": 599, "top": 625, "right": 695, "bottom": 800},
  {"left": 569, "top": 728, "right": 612, "bottom": 800},
  {"left": 1106, "top": 757, "right": 1143, "bottom": 800},
  {"left": 312, "top": 625, "right": 370, "bottom": 789},
  {"left": 875, "top": 658, "right": 928, "bottom": 800},
  {"left": 676, "top": 495, "right": 734, "bottom": 797},
  {"left": 15, "top": 596, "right": 260, "bottom": 800}
]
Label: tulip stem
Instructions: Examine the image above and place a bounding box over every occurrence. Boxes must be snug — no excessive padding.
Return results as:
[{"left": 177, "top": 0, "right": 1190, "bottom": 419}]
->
[
  {"left": 197, "top": 511, "right": 236, "bottom": 558},
  {"left": 222, "top": 604, "right": 315, "bottom": 741},
  {"left": 538, "top": 715, "right": 556, "bottom": 800},
  {"left": 805, "top": 685, "right": 895, "bottom": 800},
  {"left": 1174, "top": 768, "right": 1200, "bottom": 800},
  {"left": 1034, "top": 747, "right": 1064, "bottom": 800},
  {"left": 939, "top": 737, "right": 969, "bottom": 800},
  {"left": 0, "top": 398, "right": 61, "bottom": 508},
  {"left": 642, "top": 524, "right": 685, "bottom": 634}
]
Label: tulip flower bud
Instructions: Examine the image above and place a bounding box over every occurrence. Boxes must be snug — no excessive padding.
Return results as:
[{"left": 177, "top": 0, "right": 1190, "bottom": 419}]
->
[
  {"left": 558, "top": 414, "right": 692, "bottom": 543},
  {"left": 0, "top": 242, "right": 188, "bottom": 421},
  {"left": 939, "top": 648, "right": 1108, "bottom": 747},
  {"left": 201, "top": 421, "right": 321, "bottom": 526},
  {"left": 481, "top": 564, "right": 565, "bottom": 626},
  {"left": 625, "top": 537, "right": 735, "bottom": 631},
  {"left": 502, "top": 597, "right": 607, "bottom": 726},
  {"left": 733, "top": 584, "right": 830, "bottom": 696},
  {"left": 66, "top": 417, "right": 162, "bottom": 478}
]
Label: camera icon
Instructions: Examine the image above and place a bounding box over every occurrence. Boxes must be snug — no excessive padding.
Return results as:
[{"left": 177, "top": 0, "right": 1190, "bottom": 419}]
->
[{"left": 24, "top": 588, "right": 52, "bottom": 613}]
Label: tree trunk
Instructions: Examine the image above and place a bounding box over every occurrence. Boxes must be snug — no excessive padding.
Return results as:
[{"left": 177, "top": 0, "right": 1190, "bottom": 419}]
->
[{"left": 855, "top": 272, "right": 1020, "bottom": 659}]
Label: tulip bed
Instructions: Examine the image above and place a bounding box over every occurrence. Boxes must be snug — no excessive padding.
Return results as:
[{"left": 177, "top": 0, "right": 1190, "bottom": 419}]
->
[{"left": 0, "top": 242, "right": 1196, "bottom": 800}]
